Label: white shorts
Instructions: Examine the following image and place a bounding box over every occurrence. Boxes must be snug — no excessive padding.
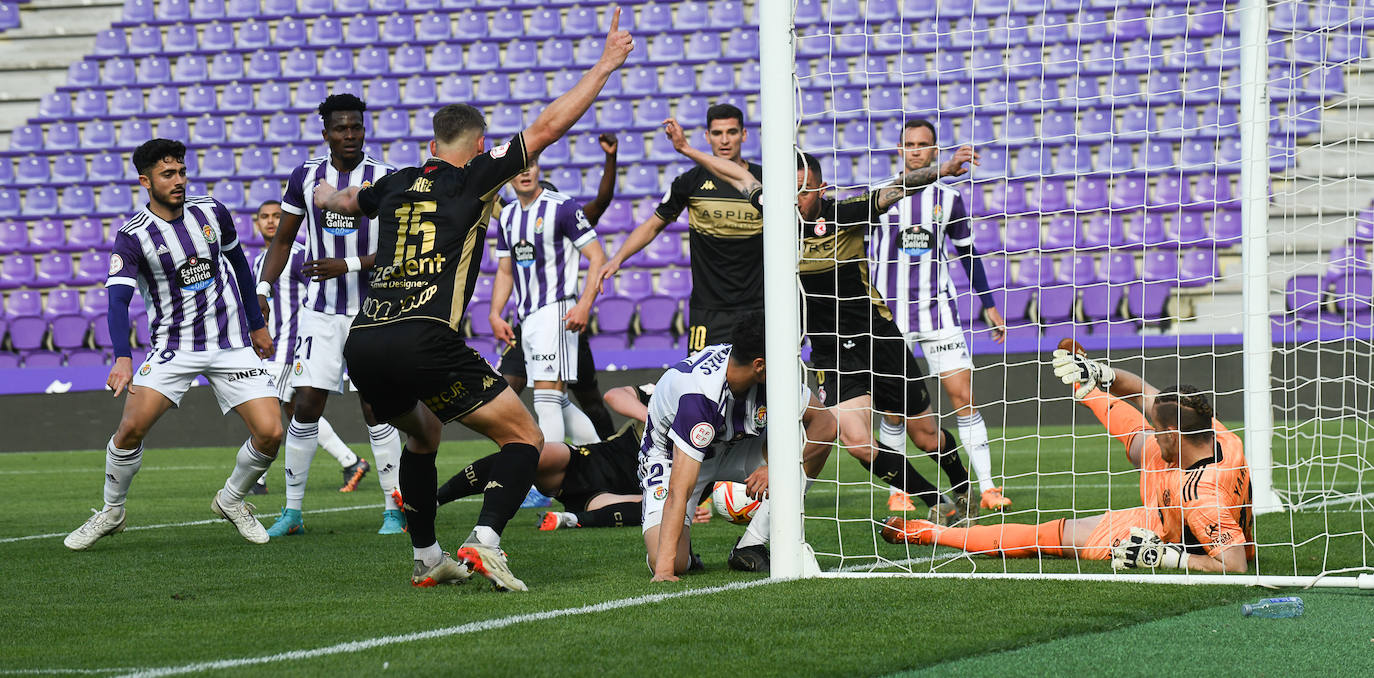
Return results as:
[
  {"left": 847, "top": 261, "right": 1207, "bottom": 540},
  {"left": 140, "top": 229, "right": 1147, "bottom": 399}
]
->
[
  {"left": 291, "top": 307, "right": 353, "bottom": 393},
  {"left": 640, "top": 434, "right": 767, "bottom": 533},
  {"left": 907, "top": 326, "right": 974, "bottom": 375},
  {"left": 133, "top": 346, "right": 278, "bottom": 414},
  {"left": 268, "top": 358, "right": 294, "bottom": 402},
  {"left": 522, "top": 300, "right": 580, "bottom": 384}
]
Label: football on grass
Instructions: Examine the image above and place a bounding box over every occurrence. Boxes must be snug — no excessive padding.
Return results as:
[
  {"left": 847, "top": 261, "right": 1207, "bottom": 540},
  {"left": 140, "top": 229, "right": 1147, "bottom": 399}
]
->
[{"left": 712, "top": 481, "right": 761, "bottom": 525}]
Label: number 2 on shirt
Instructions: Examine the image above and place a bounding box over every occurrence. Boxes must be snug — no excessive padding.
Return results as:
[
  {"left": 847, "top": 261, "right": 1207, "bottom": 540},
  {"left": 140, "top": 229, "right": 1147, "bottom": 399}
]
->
[{"left": 392, "top": 201, "right": 437, "bottom": 265}]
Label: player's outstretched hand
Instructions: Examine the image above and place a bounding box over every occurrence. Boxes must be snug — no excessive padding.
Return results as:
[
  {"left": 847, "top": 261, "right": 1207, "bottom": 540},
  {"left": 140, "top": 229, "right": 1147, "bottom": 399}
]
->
[
  {"left": 650, "top": 571, "right": 680, "bottom": 583},
  {"left": 744, "top": 465, "right": 769, "bottom": 501},
  {"left": 599, "top": 7, "right": 634, "bottom": 70},
  {"left": 598, "top": 132, "right": 618, "bottom": 155},
  {"left": 984, "top": 307, "right": 1007, "bottom": 344},
  {"left": 1051, "top": 348, "right": 1116, "bottom": 400},
  {"left": 312, "top": 181, "right": 338, "bottom": 209},
  {"left": 250, "top": 327, "right": 275, "bottom": 360},
  {"left": 303, "top": 257, "right": 348, "bottom": 282},
  {"left": 107, "top": 356, "right": 133, "bottom": 397},
  {"left": 661, "top": 118, "right": 689, "bottom": 153},
  {"left": 564, "top": 301, "right": 592, "bottom": 333},
  {"left": 491, "top": 314, "right": 515, "bottom": 346},
  {"left": 940, "top": 145, "right": 979, "bottom": 178},
  {"left": 1111, "top": 527, "right": 1184, "bottom": 570},
  {"left": 596, "top": 257, "right": 622, "bottom": 295}
]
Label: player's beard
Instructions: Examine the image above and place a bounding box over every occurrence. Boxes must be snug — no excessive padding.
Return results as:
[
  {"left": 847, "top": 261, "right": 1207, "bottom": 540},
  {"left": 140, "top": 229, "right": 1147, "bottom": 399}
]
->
[{"left": 152, "top": 186, "right": 186, "bottom": 213}]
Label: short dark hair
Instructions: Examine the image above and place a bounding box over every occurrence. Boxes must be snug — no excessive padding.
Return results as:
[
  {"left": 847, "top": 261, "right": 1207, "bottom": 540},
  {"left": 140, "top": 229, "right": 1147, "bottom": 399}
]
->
[
  {"left": 318, "top": 93, "right": 366, "bottom": 127},
  {"left": 131, "top": 138, "right": 186, "bottom": 177},
  {"left": 538, "top": 180, "right": 558, "bottom": 192},
  {"left": 706, "top": 103, "right": 746, "bottom": 128},
  {"left": 903, "top": 118, "right": 937, "bottom": 144},
  {"left": 729, "top": 311, "right": 767, "bottom": 365},
  {"left": 796, "top": 151, "right": 822, "bottom": 185},
  {"left": 255, "top": 200, "right": 281, "bottom": 213},
  {"left": 1154, "top": 385, "right": 1215, "bottom": 443},
  {"left": 432, "top": 103, "right": 487, "bottom": 144}
]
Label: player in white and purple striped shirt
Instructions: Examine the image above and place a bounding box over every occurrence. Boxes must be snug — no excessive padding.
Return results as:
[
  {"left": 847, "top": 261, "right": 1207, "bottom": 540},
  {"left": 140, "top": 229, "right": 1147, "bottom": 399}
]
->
[
  {"left": 492, "top": 158, "right": 608, "bottom": 448},
  {"left": 869, "top": 119, "right": 1010, "bottom": 516},
  {"left": 250, "top": 200, "right": 370, "bottom": 496},
  {"left": 254, "top": 94, "right": 403, "bottom": 537},
  {"left": 65, "top": 139, "right": 281, "bottom": 551}
]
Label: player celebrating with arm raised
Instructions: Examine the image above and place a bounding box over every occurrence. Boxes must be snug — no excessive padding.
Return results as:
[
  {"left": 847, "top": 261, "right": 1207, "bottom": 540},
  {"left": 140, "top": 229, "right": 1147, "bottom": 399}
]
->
[
  {"left": 662, "top": 119, "right": 981, "bottom": 526},
  {"left": 65, "top": 139, "right": 282, "bottom": 550},
  {"left": 881, "top": 339, "right": 1254, "bottom": 574},
  {"left": 496, "top": 133, "right": 622, "bottom": 439},
  {"left": 250, "top": 200, "right": 371, "bottom": 496},
  {"left": 255, "top": 94, "right": 404, "bottom": 537},
  {"left": 310, "top": 13, "right": 634, "bottom": 590},
  {"left": 870, "top": 119, "right": 1010, "bottom": 516},
  {"left": 599, "top": 103, "right": 763, "bottom": 353},
  {"left": 489, "top": 152, "right": 609, "bottom": 448},
  {"left": 644, "top": 312, "right": 837, "bottom": 581}
]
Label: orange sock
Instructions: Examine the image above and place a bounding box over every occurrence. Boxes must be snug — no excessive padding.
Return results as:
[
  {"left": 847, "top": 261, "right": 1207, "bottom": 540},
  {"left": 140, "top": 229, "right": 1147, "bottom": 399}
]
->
[
  {"left": 927, "top": 519, "right": 1065, "bottom": 558},
  {"left": 1080, "top": 389, "right": 1150, "bottom": 451}
]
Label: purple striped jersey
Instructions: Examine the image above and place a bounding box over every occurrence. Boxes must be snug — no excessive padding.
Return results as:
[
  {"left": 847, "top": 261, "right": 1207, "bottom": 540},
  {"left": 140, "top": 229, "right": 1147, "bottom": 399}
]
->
[
  {"left": 105, "top": 196, "right": 253, "bottom": 351},
  {"left": 493, "top": 189, "right": 598, "bottom": 319},
  {"left": 253, "top": 241, "right": 308, "bottom": 362},
  {"left": 868, "top": 182, "right": 970, "bottom": 334},
  {"left": 639, "top": 345, "right": 765, "bottom": 465},
  {"left": 280, "top": 154, "right": 395, "bottom": 315}
]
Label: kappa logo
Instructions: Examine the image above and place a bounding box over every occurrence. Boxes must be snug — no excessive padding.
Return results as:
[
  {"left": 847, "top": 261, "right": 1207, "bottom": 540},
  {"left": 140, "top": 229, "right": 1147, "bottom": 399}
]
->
[
  {"left": 484, "top": 481, "right": 503, "bottom": 490},
  {"left": 701, "top": 180, "right": 716, "bottom": 190},
  {"left": 689, "top": 422, "right": 715, "bottom": 448},
  {"left": 842, "top": 340, "right": 856, "bottom": 349},
  {"left": 483, "top": 376, "right": 496, "bottom": 389}
]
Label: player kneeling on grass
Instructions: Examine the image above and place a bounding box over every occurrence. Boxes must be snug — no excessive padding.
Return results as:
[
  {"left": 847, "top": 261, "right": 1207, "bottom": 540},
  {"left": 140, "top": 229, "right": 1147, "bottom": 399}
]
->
[
  {"left": 881, "top": 339, "right": 1254, "bottom": 573},
  {"left": 435, "top": 384, "right": 673, "bottom": 530},
  {"left": 645, "top": 313, "right": 837, "bottom": 581},
  {"left": 65, "top": 139, "right": 283, "bottom": 550}
]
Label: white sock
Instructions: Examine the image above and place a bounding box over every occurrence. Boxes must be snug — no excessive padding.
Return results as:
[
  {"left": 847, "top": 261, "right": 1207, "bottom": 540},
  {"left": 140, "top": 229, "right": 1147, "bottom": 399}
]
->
[
  {"left": 561, "top": 392, "right": 601, "bottom": 444},
  {"left": 467, "top": 525, "right": 500, "bottom": 547},
  {"left": 534, "top": 388, "right": 566, "bottom": 443},
  {"left": 737, "top": 496, "right": 771, "bottom": 548},
  {"left": 317, "top": 417, "right": 358, "bottom": 467},
  {"left": 283, "top": 418, "right": 319, "bottom": 511},
  {"left": 879, "top": 418, "right": 906, "bottom": 497},
  {"left": 223, "top": 440, "right": 275, "bottom": 503},
  {"left": 959, "top": 412, "right": 995, "bottom": 494},
  {"left": 414, "top": 542, "right": 443, "bottom": 568},
  {"left": 368, "top": 424, "right": 402, "bottom": 510},
  {"left": 102, "top": 437, "right": 143, "bottom": 509}
]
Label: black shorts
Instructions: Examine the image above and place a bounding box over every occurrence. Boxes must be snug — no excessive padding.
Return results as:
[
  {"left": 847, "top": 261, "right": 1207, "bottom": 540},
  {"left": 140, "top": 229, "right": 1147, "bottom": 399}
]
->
[
  {"left": 497, "top": 323, "right": 600, "bottom": 388},
  {"left": 344, "top": 320, "right": 509, "bottom": 424},
  {"left": 556, "top": 422, "right": 643, "bottom": 512},
  {"left": 685, "top": 305, "right": 763, "bottom": 353},
  {"left": 809, "top": 316, "right": 932, "bottom": 416}
]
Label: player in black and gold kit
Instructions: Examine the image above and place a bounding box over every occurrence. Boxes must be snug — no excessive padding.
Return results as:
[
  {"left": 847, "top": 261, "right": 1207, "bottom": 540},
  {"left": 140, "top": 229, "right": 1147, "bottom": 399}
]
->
[
  {"left": 598, "top": 104, "right": 763, "bottom": 352},
  {"left": 312, "top": 13, "right": 634, "bottom": 591},
  {"left": 662, "top": 118, "right": 984, "bottom": 525}
]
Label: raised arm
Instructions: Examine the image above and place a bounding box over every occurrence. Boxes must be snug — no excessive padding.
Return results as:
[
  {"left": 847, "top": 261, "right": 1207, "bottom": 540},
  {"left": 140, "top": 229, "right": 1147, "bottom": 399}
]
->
[
  {"left": 312, "top": 183, "right": 363, "bottom": 218},
  {"left": 873, "top": 146, "right": 979, "bottom": 212},
  {"left": 598, "top": 213, "right": 667, "bottom": 293},
  {"left": 663, "top": 118, "right": 759, "bottom": 195},
  {"left": 522, "top": 9, "right": 633, "bottom": 156},
  {"left": 582, "top": 134, "right": 619, "bottom": 225}
]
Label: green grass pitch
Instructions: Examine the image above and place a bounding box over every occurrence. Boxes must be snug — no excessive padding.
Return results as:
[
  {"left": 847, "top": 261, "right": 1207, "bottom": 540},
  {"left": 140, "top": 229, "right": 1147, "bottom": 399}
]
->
[{"left": 2, "top": 423, "right": 1370, "bottom": 677}]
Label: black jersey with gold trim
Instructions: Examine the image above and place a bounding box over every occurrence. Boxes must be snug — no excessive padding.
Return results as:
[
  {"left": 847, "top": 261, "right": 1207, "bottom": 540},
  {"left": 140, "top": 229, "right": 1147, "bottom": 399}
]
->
[
  {"left": 797, "top": 192, "right": 896, "bottom": 336},
  {"left": 354, "top": 134, "right": 528, "bottom": 332},
  {"left": 654, "top": 162, "right": 764, "bottom": 311}
]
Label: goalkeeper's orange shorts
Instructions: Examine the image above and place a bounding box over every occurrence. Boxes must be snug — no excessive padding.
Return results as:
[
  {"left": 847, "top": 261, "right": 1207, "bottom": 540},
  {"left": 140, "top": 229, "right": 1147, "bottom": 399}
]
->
[{"left": 1078, "top": 507, "right": 1163, "bottom": 561}]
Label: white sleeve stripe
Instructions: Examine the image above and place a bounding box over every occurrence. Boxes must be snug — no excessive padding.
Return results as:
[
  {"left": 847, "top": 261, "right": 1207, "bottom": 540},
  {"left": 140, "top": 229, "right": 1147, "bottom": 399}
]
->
[
  {"left": 494, "top": 250, "right": 510, "bottom": 258},
  {"left": 667, "top": 431, "right": 706, "bottom": 463},
  {"left": 280, "top": 202, "right": 306, "bottom": 215},
  {"left": 572, "top": 231, "right": 598, "bottom": 248},
  {"left": 949, "top": 235, "right": 973, "bottom": 247},
  {"left": 105, "top": 277, "right": 136, "bottom": 288}
]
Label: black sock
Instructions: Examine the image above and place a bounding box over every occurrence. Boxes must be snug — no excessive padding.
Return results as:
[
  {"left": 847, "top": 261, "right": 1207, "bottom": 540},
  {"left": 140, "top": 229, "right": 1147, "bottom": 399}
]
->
[
  {"left": 864, "top": 446, "right": 941, "bottom": 507},
  {"left": 436, "top": 453, "right": 497, "bottom": 506},
  {"left": 398, "top": 447, "right": 437, "bottom": 550},
  {"left": 574, "top": 388, "right": 616, "bottom": 440},
  {"left": 930, "top": 428, "right": 971, "bottom": 496},
  {"left": 475, "top": 442, "right": 540, "bottom": 535},
  {"left": 573, "top": 501, "right": 641, "bottom": 528}
]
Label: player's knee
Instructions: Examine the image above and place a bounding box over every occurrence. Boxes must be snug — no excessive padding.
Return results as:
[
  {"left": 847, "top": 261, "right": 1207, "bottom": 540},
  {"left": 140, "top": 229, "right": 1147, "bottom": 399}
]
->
[
  {"left": 114, "top": 418, "right": 151, "bottom": 449},
  {"left": 291, "top": 390, "right": 326, "bottom": 421},
  {"left": 254, "top": 423, "right": 284, "bottom": 455}
]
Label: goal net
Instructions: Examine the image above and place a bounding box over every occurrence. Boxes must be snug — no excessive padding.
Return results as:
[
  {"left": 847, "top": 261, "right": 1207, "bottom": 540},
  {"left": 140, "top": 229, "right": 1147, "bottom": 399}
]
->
[{"left": 760, "top": 0, "right": 1374, "bottom": 587}]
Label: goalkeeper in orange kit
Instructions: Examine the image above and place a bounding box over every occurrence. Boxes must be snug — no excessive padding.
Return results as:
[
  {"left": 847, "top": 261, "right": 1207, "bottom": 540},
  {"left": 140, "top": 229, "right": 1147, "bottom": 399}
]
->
[{"left": 882, "top": 339, "right": 1255, "bottom": 573}]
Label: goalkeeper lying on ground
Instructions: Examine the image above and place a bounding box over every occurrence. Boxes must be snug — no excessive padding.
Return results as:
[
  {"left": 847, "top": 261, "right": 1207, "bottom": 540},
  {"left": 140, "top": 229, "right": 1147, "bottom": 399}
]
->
[{"left": 882, "top": 339, "right": 1255, "bottom": 573}]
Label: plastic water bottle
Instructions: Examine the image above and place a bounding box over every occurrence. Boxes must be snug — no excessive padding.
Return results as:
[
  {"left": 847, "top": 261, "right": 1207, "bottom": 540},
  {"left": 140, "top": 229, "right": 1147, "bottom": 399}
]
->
[{"left": 1242, "top": 596, "right": 1304, "bottom": 618}]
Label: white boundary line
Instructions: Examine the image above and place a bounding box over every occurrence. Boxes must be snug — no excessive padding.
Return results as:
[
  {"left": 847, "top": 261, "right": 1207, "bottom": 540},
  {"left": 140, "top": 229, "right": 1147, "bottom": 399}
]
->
[
  {"left": 104, "top": 579, "right": 775, "bottom": 678},
  {"left": 0, "top": 466, "right": 220, "bottom": 476},
  {"left": 0, "top": 503, "right": 387, "bottom": 544}
]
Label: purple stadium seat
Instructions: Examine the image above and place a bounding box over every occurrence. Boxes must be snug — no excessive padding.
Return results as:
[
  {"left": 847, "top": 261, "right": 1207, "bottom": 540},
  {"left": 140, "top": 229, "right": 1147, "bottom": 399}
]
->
[
  {"left": 94, "top": 29, "right": 127, "bottom": 57},
  {"left": 182, "top": 85, "right": 216, "bottom": 114},
  {"left": 1286, "top": 274, "right": 1324, "bottom": 321},
  {"left": 1109, "top": 178, "right": 1147, "bottom": 210},
  {"left": 642, "top": 233, "right": 685, "bottom": 267},
  {"left": 38, "top": 93, "right": 70, "bottom": 119},
  {"left": 1015, "top": 255, "right": 1057, "bottom": 290},
  {"left": 466, "top": 43, "right": 500, "bottom": 72},
  {"left": 988, "top": 181, "right": 1028, "bottom": 216},
  {"left": 47, "top": 289, "right": 86, "bottom": 349},
  {"left": 211, "top": 180, "right": 245, "bottom": 210},
  {"left": 272, "top": 145, "right": 307, "bottom": 174},
  {"left": 264, "top": 112, "right": 302, "bottom": 143},
  {"left": 68, "top": 218, "right": 104, "bottom": 251},
  {"left": 1325, "top": 245, "right": 1370, "bottom": 284},
  {"left": 200, "top": 22, "right": 234, "bottom": 52},
  {"left": 1, "top": 256, "right": 36, "bottom": 290},
  {"left": 1061, "top": 254, "right": 1099, "bottom": 286},
  {"left": 657, "top": 268, "right": 691, "bottom": 299},
  {"left": 60, "top": 186, "right": 96, "bottom": 214},
  {"left": 725, "top": 27, "right": 758, "bottom": 59},
  {"left": 247, "top": 179, "right": 279, "bottom": 208},
  {"left": 0, "top": 222, "right": 24, "bottom": 253},
  {"left": 191, "top": 115, "right": 226, "bottom": 146},
  {"left": 102, "top": 58, "right": 136, "bottom": 87},
  {"left": 52, "top": 154, "right": 86, "bottom": 183},
  {"left": 412, "top": 13, "right": 449, "bottom": 41},
  {"left": 1002, "top": 218, "right": 1039, "bottom": 253},
  {"left": 386, "top": 141, "right": 422, "bottom": 168},
  {"left": 96, "top": 184, "right": 132, "bottom": 216},
  {"left": 1150, "top": 175, "right": 1192, "bottom": 211},
  {"left": 439, "top": 74, "right": 472, "bottom": 102},
  {"left": 28, "top": 220, "right": 63, "bottom": 252},
  {"left": 589, "top": 332, "right": 630, "bottom": 353},
  {"left": 1028, "top": 178, "right": 1067, "bottom": 212},
  {"left": 455, "top": 10, "right": 486, "bottom": 38},
  {"left": 71, "top": 91, "right": 105, "bottom": 118},
  {"left": 228, "top": 114, "right": 263, "bottom": 144},
  {"left": 1194, "top": 175, "right": 1237, "bottom": 210},
  {"left": 76, "top": 251, "right": 110, "bottom": 287},
  {"left": 172, "top": 54, "right": 207, "bottom": 84},
  {"left": 129, "top": 26, "right": 161, "bottom": 55},
  {"left": 16, "top": 156, "right": 47, "bottom": 186},
  {"left": 980, "top": 256, "right": 1009, "bottom": 290},
  {"left": 399, "top": 75, "right": 438, "bottom": 105},
  {"left": 1140, "top": 250, "right": 1178, "bottom": 284},
  {"left": 66, "top": 350, "right": 107, "bottom": 367},
  {"left": 475, "top": 74, "right": 511, "bottom": 103},
  {"left": 200, "top": 149, "right": 235, "bottom": 179},
  {"left": 82, "top": 287, "right": 111, "bottom": 346},
  {"left": 1178, "top": 249, "right": 1217, "bottom": 287},
  {"left": 319, "top": 47, "right": 352, "bottom": 77},
  {"left": 282, "top": 49, "right": 316, "bottom": 78},
  {"left": 21, "top": 351, "right": 63, "bottom": 368},
  {"left": 1174, "top": 212, "right": 1210, "bottom": 247},
  {"left": 596, "top": 298, "right": 636, "bottom": 334},
  {"left": 614, "top": 270, "right": 654, "bottom": 299},
  {"left": 23, "top": 187, "right": 57, "bottom": 217},
  {"left": 222, "top": 83, "right": 253, "bottom": 112}
]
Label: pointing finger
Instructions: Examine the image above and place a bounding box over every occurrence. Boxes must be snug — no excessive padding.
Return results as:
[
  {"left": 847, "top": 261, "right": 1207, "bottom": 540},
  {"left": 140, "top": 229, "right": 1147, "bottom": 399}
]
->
[{"left": 609, "top": 6, "right": 620, "bottom": 33}]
